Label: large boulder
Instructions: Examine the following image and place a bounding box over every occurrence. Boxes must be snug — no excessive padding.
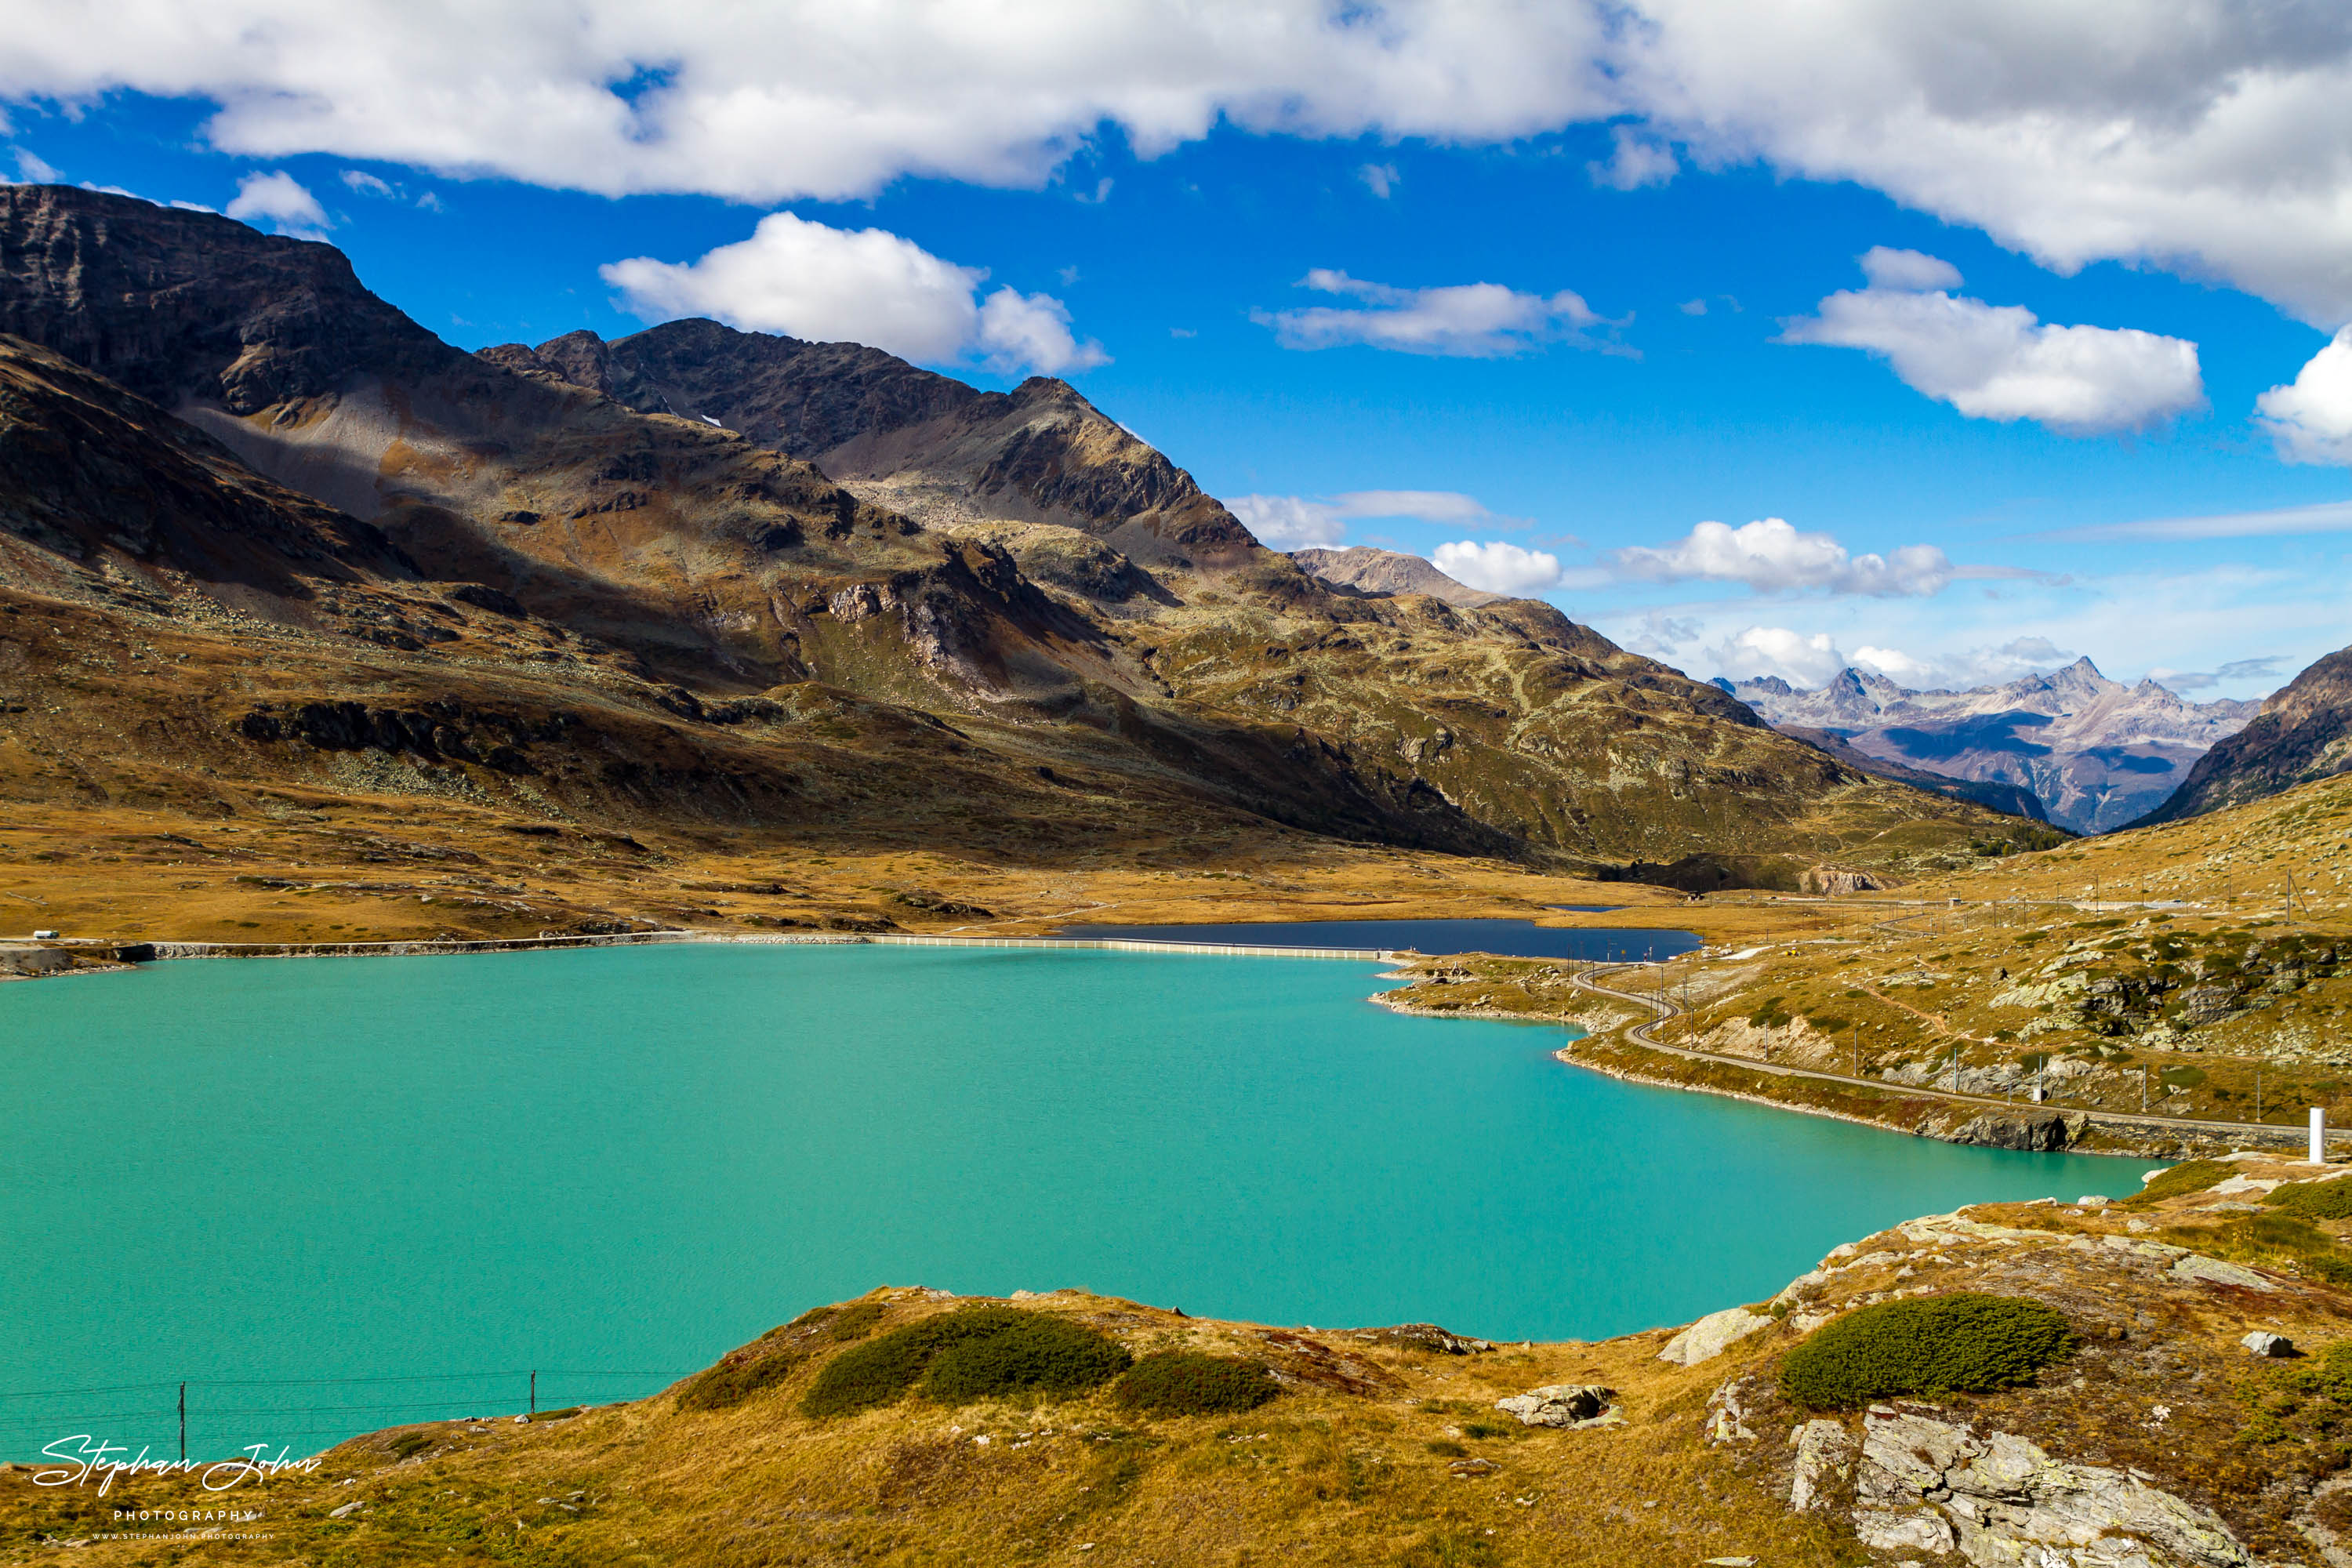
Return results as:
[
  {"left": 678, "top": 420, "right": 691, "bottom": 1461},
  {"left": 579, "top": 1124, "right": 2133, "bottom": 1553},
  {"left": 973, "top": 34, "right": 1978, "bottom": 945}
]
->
[
  {"left": 1495, "top": 1384, "right": 1617, "bottom": 1428},
  {"left": 1658, "top": 1306, "right": 1773, "bottom": 1366}
]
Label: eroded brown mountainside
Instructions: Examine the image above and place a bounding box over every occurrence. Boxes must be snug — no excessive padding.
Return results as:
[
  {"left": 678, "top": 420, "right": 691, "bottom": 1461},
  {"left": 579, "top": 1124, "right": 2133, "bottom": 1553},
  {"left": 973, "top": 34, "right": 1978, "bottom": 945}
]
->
[
  {"left": 2134, "top": 644, "right": 2352, "bottom": 826},
  {"left": 0, "top": 184, "right": 2021, "bottom": 877}
]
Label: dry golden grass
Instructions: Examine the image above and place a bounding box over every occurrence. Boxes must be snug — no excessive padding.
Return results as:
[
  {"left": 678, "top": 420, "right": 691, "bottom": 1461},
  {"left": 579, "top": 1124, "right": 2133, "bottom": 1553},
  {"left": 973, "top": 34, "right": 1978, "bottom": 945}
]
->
[{"left": 7, "top": 1168, "right": 2344, "bottom": 1567}]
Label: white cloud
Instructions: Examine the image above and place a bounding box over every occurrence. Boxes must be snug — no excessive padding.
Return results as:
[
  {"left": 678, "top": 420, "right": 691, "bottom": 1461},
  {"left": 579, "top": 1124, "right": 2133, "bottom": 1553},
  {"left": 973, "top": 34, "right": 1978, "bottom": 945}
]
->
[
  {"left": 1219, "top": 488, "right": 1523, "bottom": 549},
  {"left": 9, "top": 148, "right": 60, "bottom": 183},
  {"left": 1587, "top": 124, "right": 1676, "bottom": 190},
  {"left": 341, "top": 169, "right": 396, "bottom": 197},
  {"left": 222, "top": 170, "right": 329, "bottom": 238},
  {"left": 1780, "top": 252, "right": 2204, "bottom": 434},
  {"left": 1846, "top": 637, "right": 2088, "bottom": 690},
  {"left": 1622, "top": 610, "right": 1703, "bottom": 657},
  {"left": 976, "top": 288, "right": 1105, "bottom": 376},
  {"left": 1358, "top": 162, "right": 1398, "bottom": 198},
  {"left": 1432, "top": 539, "right": 1563, "bottom": 594},
  {"left": 1224, "top": 495, "right": 1346, "bottom": 550},
  {"left": 1708, "top": 626, "right": 1849, "bottom": 688},
  {"left": 1679, "top": 298, "right": 1707, "bottom": 316},
  {"left": 1611, "top": 517, "right": 1953, "bottom": 597},
  {"left": 601, "top": 212, "right": 1106, "bottom": 374},
  {"left": 2151, "top": 655, "right": 2282, "bottom": 693},
  {"left": 1254, "top": 270, "right": 1613, "bottom": 358},
  {"left": 1613, "top": 2, "right": 2352, "bottom": 326},
  {"left": 14, "top": 5, "right": 2352, "bottom": 321},
  {"left": 2043, "top": 497, "right": 2352, "bottom": 543},
  {"left": 1857, "top": 245, "right": 1961, "bottom": 292},
  {"left": 0, "top": 3, "right": 1616, "bottom": 205},
  {"left": 2256, "top": 328, "right": 2352, "bottom": 465},
  {"left": 1702, "top": 629, "right": 2079, "bottom": 691},
  {"left": 1332, "top": 490, "right": 1512, "bottom": 527}
]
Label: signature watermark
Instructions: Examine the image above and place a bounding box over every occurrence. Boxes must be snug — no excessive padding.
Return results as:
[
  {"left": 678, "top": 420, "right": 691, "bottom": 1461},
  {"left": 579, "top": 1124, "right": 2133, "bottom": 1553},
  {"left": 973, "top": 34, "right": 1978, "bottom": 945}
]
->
[{"left": 32, "top": 1435, "right": 321, "bottom": 1497}]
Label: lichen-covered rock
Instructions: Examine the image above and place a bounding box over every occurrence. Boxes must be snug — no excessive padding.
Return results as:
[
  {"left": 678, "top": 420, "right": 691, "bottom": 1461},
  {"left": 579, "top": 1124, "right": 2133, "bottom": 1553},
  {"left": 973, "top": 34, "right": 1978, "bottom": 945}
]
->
[
  {"left": 1788, "top": 1419, "right": 1855, "bottom": 1512},
  {"left": 2170, "top": 1254, "right": 2276, "bottom": 1292},
  {"left": 1659, "top": 1306, "right": 1772, "bottom": 1366},
  {"left": 1848, "top": 1408, "right": 2256, "bottom": 1566},
  {"left": 1704, "top": 1377, "right": 1755, "bottom": 1444}
]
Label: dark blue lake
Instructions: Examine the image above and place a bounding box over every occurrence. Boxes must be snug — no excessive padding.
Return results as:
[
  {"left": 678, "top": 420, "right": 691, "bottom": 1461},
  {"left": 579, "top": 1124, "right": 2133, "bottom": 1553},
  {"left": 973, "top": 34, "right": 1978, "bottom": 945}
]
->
[{"left": 1056, "top": 917, "right": 1698, "bottom": 960}]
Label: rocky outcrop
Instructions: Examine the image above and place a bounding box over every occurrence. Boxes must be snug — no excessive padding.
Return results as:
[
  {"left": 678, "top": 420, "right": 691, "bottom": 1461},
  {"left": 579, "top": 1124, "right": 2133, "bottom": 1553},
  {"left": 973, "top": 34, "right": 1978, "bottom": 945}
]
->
[
  {"left": 1849, "top": 1407, "right": 2255, "bottom": 1566},
  {"left": 2133, "top": 644, "right": 2352, "bottom": 826},
  {"left": 1494, "top": 1383, "right": 1620, "bottom": 1428},
  {"left": 1789, "top": 1418, "right": 1857, "bottom": 1512},
  {"left": 1940, "top": 1109, "right": 2086, "bottom": 1152},
  {"left": 0, "top": 944, "right": 71, "bottom": 977},
  {"left": 1799, "top": 865, "right": 1891, "bottom": 895}
]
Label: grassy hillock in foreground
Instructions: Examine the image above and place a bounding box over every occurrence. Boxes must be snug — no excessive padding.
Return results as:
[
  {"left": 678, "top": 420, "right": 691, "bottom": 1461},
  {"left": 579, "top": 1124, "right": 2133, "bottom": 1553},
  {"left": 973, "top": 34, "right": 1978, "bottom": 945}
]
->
[{"left": 5, "top": 1157, "right": 2348, "bottom": 1566}]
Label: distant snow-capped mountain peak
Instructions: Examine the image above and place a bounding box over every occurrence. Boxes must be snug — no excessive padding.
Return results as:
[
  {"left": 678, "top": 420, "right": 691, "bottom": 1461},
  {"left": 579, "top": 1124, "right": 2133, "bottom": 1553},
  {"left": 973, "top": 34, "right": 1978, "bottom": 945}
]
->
[{"left": 1719, "top": 661, "right": 2257, "bottom": 833}]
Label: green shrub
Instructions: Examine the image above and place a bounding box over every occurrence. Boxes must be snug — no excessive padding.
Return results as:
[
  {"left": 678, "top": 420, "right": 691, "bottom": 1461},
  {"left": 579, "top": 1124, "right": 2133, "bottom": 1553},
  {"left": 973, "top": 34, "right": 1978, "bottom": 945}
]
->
[
  {"left": 1112, "top": 1352, "right": 1280, "bottom": 1416},
  {"left": 826, "top": 1301, "right": 888, "bottom": 1341},
  {"left": 800, "top": 1330, "right": 938, "bottom": 1417},
  {"left": 2123, "top": 1158, "right": 2231, "bottom": 1207},
  {"left": 1748, "top": 996, "right": 1791, "bottom": 1029},
  {"left": 1778, "top": 1294, "right": 2078, "bottom": 1409},
  {"left": 677, "top": 1348, "right": 808, "bottom": 1413},
  {"left": 385, "top": 1432, "right": 434, "bottom": 1460},
  {"left": 920, "top": 1316, "right": 1132, "bottom": 1404},
  {"left": 2267, "top": 1178, "right": 2352, "bottom": 1221},
  {"left": 2283, "top": 1340, "right": 2352, "bottom": 1403},
  {"left": 802, "top": 1307, "right": 1127, "bottom": 1417}
]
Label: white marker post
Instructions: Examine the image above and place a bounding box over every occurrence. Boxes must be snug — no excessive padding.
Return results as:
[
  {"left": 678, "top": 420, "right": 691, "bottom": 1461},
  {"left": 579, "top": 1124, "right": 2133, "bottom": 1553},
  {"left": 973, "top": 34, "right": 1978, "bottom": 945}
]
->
[{"left": 2316, "top": 1106, "right": 2331, "bottom": 1167}]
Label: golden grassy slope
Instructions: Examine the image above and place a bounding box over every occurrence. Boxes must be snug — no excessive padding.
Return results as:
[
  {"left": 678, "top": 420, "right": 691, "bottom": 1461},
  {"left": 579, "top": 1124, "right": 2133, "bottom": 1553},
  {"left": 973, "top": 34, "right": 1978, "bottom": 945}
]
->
[
  {"left": 1365, "top": 771, "right": 2352, "bottom": 1149},
  {"left": 6, "top": 1164, "right": 2344, "bottom": 1566}
]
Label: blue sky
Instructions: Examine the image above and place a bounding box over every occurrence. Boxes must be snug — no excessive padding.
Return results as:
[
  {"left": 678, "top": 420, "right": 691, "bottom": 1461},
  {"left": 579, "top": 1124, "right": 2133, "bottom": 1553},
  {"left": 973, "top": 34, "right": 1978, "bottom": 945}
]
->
[{"left": 7, "top": 3, "right": 2352, "bottom": 700}]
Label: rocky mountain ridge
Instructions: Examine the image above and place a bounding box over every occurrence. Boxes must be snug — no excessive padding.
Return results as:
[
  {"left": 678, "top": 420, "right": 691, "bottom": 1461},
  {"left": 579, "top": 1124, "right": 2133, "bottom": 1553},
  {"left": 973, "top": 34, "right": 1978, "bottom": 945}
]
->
[
  {"left": 1286, "top": 545, "right": 1504, "bottom": 608},
  {"left": 2133, "top": 641, "right": 2352, "bottom": 827},
  {"left": 0, "top": 183, "right": 2026, "bottom": 878},
  {"left": 1723, "top": 658, "right": 2256, "bottom": 833}
]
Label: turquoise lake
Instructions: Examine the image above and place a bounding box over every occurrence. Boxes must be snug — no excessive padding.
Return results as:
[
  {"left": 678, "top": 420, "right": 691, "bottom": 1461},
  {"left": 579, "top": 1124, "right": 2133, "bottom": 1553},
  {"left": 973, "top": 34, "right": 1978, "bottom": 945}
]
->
[{"left": 0, "top": 942, "right": 2147, "bottom": 1459}]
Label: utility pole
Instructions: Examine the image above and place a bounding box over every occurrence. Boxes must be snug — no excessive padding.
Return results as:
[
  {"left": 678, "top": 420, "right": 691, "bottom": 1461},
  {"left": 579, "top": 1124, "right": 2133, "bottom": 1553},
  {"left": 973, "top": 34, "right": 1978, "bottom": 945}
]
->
[
  {"left": 530, "top": 1370, "right": 537, "bottom": 1416},
  {"left": 2142, "top": 1065, "right": 2150, "bottom": 1114},
  {"left": 179, "top": 1382, "right": 186, "bottom": 1464},
  {"left": 2257, "top": 1068, "right": 2264, "bottom": 1124}
]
